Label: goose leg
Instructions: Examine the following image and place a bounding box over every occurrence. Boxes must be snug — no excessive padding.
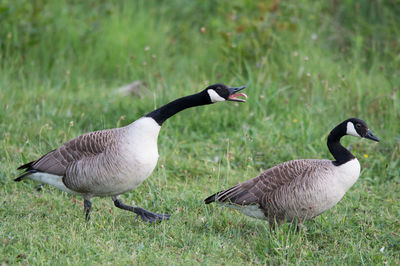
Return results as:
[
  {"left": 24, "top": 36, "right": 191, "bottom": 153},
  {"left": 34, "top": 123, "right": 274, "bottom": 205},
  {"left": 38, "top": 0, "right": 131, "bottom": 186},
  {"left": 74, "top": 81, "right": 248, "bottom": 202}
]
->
[
  {"left": 112, "top": 196, "right": 170, "bottom": 222},
  {"left": 296, "top": 219, "right": 307, "bottom": 232},
  {"left": 84, "top": 198, "right": 92, "bottom": 221}
]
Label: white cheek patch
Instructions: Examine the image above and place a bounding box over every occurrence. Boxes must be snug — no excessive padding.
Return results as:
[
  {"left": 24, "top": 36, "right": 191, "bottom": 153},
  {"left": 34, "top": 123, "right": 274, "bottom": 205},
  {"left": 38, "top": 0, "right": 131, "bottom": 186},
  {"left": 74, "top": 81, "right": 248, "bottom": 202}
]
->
[
  {"left": 207, "top": 89, "right": 225, "bottom": 103},
  {"left": 346, "top": 122, "right": 361, "bottom": 137}
]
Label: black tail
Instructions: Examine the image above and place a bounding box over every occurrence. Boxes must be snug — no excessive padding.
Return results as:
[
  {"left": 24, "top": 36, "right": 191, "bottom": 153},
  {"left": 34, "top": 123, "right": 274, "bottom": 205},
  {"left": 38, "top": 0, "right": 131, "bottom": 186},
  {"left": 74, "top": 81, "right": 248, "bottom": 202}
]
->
[
  {"left": 15, "top": 169, "right": 37, "bottom": 182},
  {"left": 15, "top": 160, "right": 37, "bottom": 181},
  {"left": 17, "top": 161, "right": 35, "bottom": 170},
  {"left": 204, "top": 191, "right": 222, "bottom": 204}
]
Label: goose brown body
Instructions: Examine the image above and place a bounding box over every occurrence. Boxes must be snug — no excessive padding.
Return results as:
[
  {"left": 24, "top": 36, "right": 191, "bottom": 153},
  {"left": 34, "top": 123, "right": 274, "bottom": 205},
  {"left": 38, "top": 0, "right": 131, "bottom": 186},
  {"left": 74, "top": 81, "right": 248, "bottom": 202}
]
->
[
  {"left": 18, "top": 117, "right": 160, "bottom": 197},
  {"left": 205, "top": 118, "right": 379, "bottom": 225},
  {"left": 206, "top": 158, "right": 360, "bottom": 223},
  {"left": 16, "top": 83, "right": 247, "bottom": 221}
]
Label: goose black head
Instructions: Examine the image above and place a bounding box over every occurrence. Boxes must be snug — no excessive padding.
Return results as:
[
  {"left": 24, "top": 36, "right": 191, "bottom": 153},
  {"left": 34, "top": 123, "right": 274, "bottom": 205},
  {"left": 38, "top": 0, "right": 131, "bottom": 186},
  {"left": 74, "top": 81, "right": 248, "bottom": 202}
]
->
[
  {"left": 345, "top": 118, "right": 379, "bottom": 142},
  {"left": 205, "top": 83, "right": 247, "bottom": 103}
]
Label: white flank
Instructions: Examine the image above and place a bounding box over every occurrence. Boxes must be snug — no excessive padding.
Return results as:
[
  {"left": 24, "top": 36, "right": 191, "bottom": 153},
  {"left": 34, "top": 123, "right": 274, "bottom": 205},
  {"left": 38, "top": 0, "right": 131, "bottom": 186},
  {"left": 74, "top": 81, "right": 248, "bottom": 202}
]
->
[
  {"left": 240, "top": 205, "right": 267, "bottom": 220},
  {"left": 225, "top": 204, "right": 267, "bottom": 220},
  {"left": 28, "top": 172, "right": 78, "bottom": 194},
  {"left": 207, "top": 89, "right": 225, "bottom": 103},
  {"left": 346, "top": 122, "right": 360, "bottom": 137}
]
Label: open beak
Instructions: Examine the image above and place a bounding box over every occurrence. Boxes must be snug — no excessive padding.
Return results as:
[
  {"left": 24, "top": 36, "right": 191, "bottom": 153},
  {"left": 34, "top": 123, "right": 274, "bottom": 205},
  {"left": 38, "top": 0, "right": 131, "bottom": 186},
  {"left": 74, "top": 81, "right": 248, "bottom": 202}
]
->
[
  {"left": 364, "top": 130, "right": 379, "bottom": 142},
  {"left": 227, "top": 86, "right": 247, "bottom": 102}
]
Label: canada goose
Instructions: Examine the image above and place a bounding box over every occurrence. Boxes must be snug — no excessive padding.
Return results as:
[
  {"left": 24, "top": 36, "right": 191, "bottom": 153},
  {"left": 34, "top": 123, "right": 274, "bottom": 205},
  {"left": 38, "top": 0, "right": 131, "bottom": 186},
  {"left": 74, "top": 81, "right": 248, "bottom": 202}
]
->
[
  {"left": 205, "top": 118, "right": 379, "bottom": 226},
  {"left": 16, "top": 83, "right": 247, "bottom": 222}
]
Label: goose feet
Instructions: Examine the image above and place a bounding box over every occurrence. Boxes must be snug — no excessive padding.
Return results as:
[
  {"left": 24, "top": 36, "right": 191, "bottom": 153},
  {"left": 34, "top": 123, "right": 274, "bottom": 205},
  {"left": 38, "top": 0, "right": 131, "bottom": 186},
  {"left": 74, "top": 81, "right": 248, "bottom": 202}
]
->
[
  {"left": 132, "top": 207, "right": 171, "bottom": 222},
  {"left": 112, "top": 196, "right": 170, "bottom": 222}
]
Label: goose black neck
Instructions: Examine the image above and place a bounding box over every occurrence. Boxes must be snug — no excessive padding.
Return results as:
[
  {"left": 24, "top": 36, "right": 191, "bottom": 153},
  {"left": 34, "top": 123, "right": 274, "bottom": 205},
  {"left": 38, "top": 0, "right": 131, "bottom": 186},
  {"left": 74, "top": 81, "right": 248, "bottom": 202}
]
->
[
  {"left": 145, "top": 92, "right": 210, "bottom": 126},
  {"left": 327, "top": 121, "right": 355, "bottom": 166}
]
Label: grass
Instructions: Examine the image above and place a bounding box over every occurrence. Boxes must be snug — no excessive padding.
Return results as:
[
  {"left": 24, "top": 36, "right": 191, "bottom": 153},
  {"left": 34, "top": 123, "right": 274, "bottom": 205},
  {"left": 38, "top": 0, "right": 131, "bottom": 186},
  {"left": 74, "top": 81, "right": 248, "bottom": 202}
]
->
[{"left": 1, "top": 0, "right": 399, "bottom": 264}]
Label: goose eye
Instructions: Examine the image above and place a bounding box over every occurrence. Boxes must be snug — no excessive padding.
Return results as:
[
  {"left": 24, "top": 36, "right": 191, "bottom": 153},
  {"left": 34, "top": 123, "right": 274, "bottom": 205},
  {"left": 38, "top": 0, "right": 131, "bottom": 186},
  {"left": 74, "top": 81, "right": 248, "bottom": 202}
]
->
[{"left": 356, "top": 123, "right": 361, "bottom": 129}]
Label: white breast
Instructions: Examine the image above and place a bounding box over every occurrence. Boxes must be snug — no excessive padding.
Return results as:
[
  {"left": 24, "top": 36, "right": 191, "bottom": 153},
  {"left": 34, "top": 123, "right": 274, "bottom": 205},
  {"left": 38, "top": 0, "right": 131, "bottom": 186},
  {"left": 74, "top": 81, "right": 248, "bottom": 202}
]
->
[
  {"left": 334, "top": 158, "right": 361, "bottom": 191},
  {"left": 314, "top": 159, "right": 360, "bottom": 215},
  {"left": 116, "top": 117, "right": 161, "bottom": 193}
]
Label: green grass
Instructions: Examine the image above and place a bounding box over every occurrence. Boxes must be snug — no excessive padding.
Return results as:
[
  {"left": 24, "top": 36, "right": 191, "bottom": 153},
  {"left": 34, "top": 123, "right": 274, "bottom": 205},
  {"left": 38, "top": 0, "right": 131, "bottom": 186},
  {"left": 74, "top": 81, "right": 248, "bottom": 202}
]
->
[{"left": 1, "top": 0, "right": 399, "bottom": 264}]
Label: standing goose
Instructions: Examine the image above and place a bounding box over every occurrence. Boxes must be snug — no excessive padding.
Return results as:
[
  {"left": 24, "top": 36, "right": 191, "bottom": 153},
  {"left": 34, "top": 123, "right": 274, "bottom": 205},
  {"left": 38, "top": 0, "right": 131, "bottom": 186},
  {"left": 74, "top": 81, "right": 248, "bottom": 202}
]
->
[
  {"left": 16, "top": 83, "right": 247, "bottom": 222},
  {"left": 205, "top": 118, "right": 379, "bottom": 226}
]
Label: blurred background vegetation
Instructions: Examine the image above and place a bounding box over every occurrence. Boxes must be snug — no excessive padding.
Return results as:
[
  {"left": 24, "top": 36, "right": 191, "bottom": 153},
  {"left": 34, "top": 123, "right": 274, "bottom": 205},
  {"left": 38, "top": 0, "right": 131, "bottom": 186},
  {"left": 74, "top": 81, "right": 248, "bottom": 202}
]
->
[
  {"left": 1, "top": 0, "right": 399, "bottom": 80},
  {"left": 1, "top": 0, "right": 399, "bottom": 177},
  {"left": 0, "top": 0, "right": 399, "bottom": 264}
]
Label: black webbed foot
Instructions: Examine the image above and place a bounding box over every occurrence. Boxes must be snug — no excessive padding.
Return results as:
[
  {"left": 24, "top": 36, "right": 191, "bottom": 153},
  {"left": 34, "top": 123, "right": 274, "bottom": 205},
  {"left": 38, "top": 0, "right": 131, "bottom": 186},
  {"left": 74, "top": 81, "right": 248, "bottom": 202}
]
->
[
  {"left": 112, "top": 196, "right": 170, "bottom": 222},
  {"left": 133, "top": 207, "right": 171, "bottom": 222}
]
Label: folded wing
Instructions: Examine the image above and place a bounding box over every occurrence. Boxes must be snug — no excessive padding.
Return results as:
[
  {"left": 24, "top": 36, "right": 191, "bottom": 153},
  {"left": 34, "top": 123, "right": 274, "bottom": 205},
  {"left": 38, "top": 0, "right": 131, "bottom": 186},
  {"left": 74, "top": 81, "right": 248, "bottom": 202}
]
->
[
  {"left": 205, "top": 160, "right": 316, "bottom": 206},
  {"left": 16, "top": 129, "right": 117, "bottom": 178}
]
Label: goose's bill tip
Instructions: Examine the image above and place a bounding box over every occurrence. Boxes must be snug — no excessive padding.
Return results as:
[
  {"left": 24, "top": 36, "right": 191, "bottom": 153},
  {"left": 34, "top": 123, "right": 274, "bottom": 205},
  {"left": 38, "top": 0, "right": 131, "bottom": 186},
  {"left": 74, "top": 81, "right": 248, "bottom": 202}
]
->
[{"left": 365, "top": 130, "right": 379, "bottom": 142}]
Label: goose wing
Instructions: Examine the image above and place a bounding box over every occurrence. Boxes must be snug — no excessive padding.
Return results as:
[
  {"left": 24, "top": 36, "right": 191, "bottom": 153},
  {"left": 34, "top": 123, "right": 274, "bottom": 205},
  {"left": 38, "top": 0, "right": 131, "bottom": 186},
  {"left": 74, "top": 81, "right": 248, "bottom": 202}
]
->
[
  {"left": 17, "top": 129, "right": 117, "bottom": 177},
  {"left": 205, "top": 159, "right": 320, "bottom": 206}
]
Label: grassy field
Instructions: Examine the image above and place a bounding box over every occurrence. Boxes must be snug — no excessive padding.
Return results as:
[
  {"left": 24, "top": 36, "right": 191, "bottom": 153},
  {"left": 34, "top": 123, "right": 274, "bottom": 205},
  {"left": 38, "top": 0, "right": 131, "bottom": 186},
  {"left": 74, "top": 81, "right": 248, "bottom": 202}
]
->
[{"left": 1, "top": 0, "right": 399, "bottom": 264}]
